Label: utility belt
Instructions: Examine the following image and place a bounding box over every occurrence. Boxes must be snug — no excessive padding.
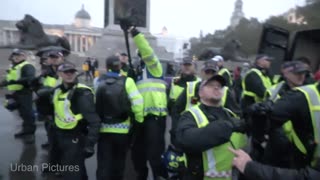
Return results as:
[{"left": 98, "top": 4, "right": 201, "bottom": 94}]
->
[
  {"left": 145, "top": 114, "right": 166, "bottom": 120},
  {"left": 102, "top": 115, "right": 129, "bottom": 124},
  {"left": 53, "top": 121, "right": 86, "bottom": 135}
]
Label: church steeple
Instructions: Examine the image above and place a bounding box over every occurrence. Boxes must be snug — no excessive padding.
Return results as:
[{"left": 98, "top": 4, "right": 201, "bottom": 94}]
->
[{"left": 230, "top": 0, "right": 245, "bottom": 28}]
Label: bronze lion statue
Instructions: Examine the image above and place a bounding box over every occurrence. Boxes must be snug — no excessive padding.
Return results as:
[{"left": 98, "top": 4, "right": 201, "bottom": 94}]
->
[{"left": 2, "top": 14, "right": 70, "bottom": 52}]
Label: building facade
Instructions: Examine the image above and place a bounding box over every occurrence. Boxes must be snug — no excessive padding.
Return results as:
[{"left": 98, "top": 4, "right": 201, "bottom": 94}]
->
[
  {"left": 230, "top": 0, "right": 245, "bottom": 28},
  {"left": 154, "top": 26, "right": 190, "bottom": 60},
  {"left": 282, "top": 8, "right": 307, "bottom": 25},
  {"left": 0, "top": 5, "right": 103, "bottom": 55}
]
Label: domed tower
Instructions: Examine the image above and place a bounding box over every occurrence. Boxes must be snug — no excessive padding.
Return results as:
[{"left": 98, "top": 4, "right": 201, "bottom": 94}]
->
[
  {"left": 74, "top": 4, "right": 91, "bottom": 28},
  {"left": 230, "top": 0, "right": 245, "bottom": 28}
]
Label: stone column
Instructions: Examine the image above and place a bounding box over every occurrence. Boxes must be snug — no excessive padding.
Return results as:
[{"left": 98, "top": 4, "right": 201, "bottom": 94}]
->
[
  {"left": 9, "top": 31, "right": 14, "bottom": 44},
  {"left": 75, "top": 34, "right": 78, "bottom": 52},
  {"left": 3, "top": 30, "right": 6, "bottom": 45},
  {"left": 109, "top": 0, "right": 114, "bottom": 26},
  {"left": 146, "top": 0, "right": 151, "bottom": 32},
  {"left": 80, "top": 35, "right": 83, "bottom": 52},
  {"left": 85, "top": 36, "right": 89, "bottom": 51},
  {"left": 68, "top": 34, "right": 72, "bottom": 49},
  {"left": 71, "top": 34, "right": 74, "bottom": 51}
]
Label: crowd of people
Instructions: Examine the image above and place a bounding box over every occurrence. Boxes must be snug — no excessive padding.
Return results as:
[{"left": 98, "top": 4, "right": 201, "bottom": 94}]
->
[{"left": 0, "top": 18, "right": 319, "bottom": 180}]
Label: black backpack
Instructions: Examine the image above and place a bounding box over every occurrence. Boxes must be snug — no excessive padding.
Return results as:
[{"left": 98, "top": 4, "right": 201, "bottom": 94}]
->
[{"left": 99, "top": 75, "right": 131, "bottom": 124}]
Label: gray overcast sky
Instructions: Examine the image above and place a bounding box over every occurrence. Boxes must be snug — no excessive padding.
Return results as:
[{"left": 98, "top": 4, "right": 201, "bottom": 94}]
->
[{"left": 0, "top": 0, "right": 305, "bottom": 38}]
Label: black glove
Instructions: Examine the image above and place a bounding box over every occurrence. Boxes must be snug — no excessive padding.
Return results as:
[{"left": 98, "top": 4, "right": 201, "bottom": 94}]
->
[
  {"left": 249, "top": 101, "right": 273, "bottom": 115},
  {"left": 83, "top": 146, "right": 94, "bottom": 159},
  {"left": 229, "top": 117, "right": 247, "bottom": 133},
  {"left": 29, "top": 77, "right": 41, "bottom": 90},
  {"left": 36, "top": 87, "right": 55, "bottom": 97},
  {"left": 119, "top": 17, "right": 135, "bottom": 32}
]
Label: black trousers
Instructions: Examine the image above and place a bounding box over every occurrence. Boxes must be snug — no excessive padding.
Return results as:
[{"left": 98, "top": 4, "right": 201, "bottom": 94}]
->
[
  {"left": 131, "top": 115, "right": 168, "bottom": 180},
  {"left": 96, "top": 133, "right": 130, "bottom": 180},
  {"left": 55, "top": 131, "right": 87, "bottom": 180},
  {"left": 43, "top": 115, "right": 53, "bottom": 142},
  {"left": 15, "top": 91, "right": 36, "bottom": 133}
]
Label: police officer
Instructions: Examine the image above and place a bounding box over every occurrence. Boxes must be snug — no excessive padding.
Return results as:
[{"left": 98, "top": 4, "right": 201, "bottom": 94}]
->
[
  {"left": 34, "top": 46, "right": 67, "bottom": 148},
  {"left": 172, "top": 61, "right": 240, "bottom": 133},
  {"left": 1, "top": 49, "right": 36, "bottom": 142},
  {"left": 263, "top": 61, "right": 309, "bottom": 167},
  {"left": 119, "top": 52, "right": 129, "bottom": 76},
  {"left": 241, "top": 54, "right": 273, "bottom": 161},
  {"left": 120, "top": 19, "right": 168, "bottom": 179},
  {"left": 36, "top": 46, "right": 68, "bottom": 75},
  {"left": 230, "top": 148, "right": 320, "bottom": 180},
  {"left": 251, "top": 78, "right": 320, "bottom": 171},
  {"left": 241, "top": 54, "right": 273, "bottom": 111},
  {"left": 168, "top": 58, "right": 200, "bottom": 114},
  {"left": 52, "top": 62, "right": 100, "bottom": 179},
  {"left": 212, "top": 55, "right": 233, "bottom": 87},
  {"left": 174, "top": 75, "right": 247, "bottom": 180},
  {"left": 95, "top": 55, "right": 144, "bottom": 180},
  {"left": 296, "top": 56, "right": 316, "bottom": 85}
]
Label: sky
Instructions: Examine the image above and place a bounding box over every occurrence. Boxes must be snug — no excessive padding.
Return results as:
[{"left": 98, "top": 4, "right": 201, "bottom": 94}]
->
[{"left": 0, "top": 0, "right": 306, "bottom": 38}]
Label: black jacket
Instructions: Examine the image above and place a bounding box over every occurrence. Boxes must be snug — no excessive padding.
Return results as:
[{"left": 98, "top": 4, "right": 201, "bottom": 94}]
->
[
  {"left": 171, "top": 81, "right": 240, "bottom": 131},
  {"left": 57, "top": 84, "right": 101, "bottom": 148},
  {"left": 244, "top": 161, "right": 320, "bottom": 180},
  {"left": 10, "top": 60, "right": 36, "bottom": 91},
  {"left": 241, "top": 68, "right": 271, "bottom": 111},
  {"left": 268, "top": 83, "right": 319, "bottom": 169},
  {"left": 263, "top": 82, "right": 295, "bottom": 167},
  {"left": 174, "top": 104, "right": 235, "bottom": 177},
  {"left": 174, "top": 104, "right": 234, "bottom": 152}
]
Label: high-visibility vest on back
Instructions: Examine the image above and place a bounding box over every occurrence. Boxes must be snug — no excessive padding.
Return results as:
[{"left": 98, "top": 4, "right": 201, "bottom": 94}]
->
[
  {"left": 6, "top": 61, "right": 30, "bottom": 91},
  {"left": 241, "top": 68, "right": 272, "bottom": 103},
  {"left": 43, "top": 76, "right": 58, "bottom": 87},
  {"left": 169, "top": 77, "right": 185, "bottom": 102},
  {"left": 218, "top": 68, "right": 232, "bottom": 87},
  {"left": 170, "top": 77, "right": 201, "bottom": 103},
  {"left": 134, "top": 33, "right": 168, "bottom": 117}
]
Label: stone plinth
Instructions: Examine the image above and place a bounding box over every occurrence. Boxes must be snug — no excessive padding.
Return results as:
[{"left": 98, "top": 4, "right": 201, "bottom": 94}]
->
[{"left": 86, "top": 0, "right": 174, "bottom": 61}]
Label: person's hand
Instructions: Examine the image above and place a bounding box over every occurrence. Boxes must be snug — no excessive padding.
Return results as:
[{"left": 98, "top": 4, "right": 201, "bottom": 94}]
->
[
  {"left": 119, "top": 17, "right": 135, "bottom": 32},
  {"left": 229, "top": 118, "right": 247, "bottom": 133},
  {"left": 228, "top": 147, "right": 252, "bottom": 173},
  {"left": 248, "top": 101, "right": 273, "bottom": 115}
]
